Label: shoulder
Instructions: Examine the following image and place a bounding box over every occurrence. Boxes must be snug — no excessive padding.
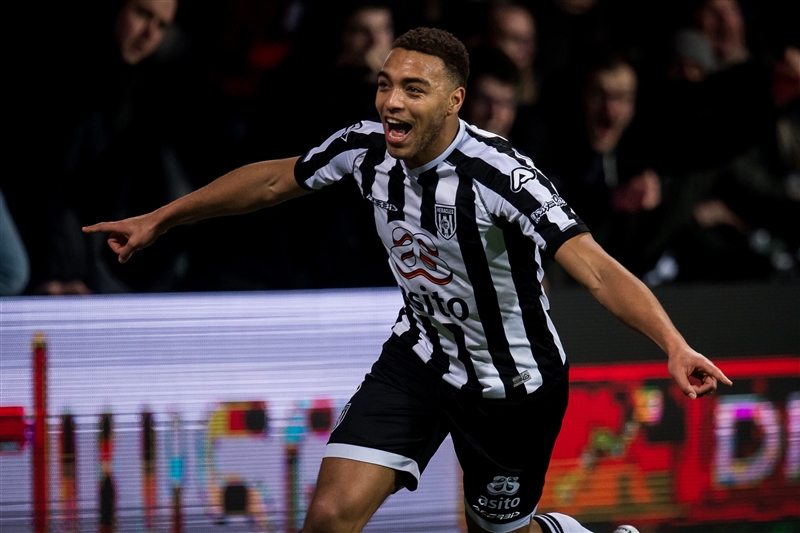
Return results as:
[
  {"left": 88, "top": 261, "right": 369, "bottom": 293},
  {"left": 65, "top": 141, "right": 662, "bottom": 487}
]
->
[
  {"left": 298, "top": 120, "right": 384, "bottom": 164},
  {"left": 450, "top": 123, "right": 546, "bottom": 195},
  {"left": 308, "top": 120, "right": 384, "bottom": 155},
  {"left": 295, "top": 120, "right": 386, "bottom": 183},
  {"left": 338, "top": 120, "right": 385, "bottom": 148}
]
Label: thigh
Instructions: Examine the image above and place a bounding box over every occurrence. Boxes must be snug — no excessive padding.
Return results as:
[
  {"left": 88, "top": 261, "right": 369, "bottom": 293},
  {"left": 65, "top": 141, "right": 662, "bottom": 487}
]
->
[
  {"left": 451, "top": 377, "right": 569, "bottom": 533},
  {"left": 326, "top": 336, "right": 450, "bottom": 491}
]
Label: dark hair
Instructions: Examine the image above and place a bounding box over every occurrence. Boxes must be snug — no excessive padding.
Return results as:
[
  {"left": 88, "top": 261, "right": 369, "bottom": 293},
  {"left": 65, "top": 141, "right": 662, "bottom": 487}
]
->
[
  {"left": 581, "top": 48, "right": 635, "bottom": 87},
  {"left": 468, "top": 46, "right": 519, "bottom": 86},
  {"left": 392, "top": 27, "right": 470, "bottom": 88}
]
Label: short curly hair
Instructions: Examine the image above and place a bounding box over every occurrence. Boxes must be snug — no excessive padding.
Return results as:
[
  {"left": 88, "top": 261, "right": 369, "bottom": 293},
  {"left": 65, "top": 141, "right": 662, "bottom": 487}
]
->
[{"left": 392, "top": 27, "right": 470, "bottom": 88}]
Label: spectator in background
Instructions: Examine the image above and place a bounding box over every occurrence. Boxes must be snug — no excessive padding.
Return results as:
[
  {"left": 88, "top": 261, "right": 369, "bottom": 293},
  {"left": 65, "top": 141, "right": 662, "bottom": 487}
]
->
[
  {"left": 337, "top": 2, "right": 395, "bottom": 82},
  {"left": 277, "top": 1, "right": 397, "bottom": 288},
  {"left": 461, "top": 46, "right": 519, "bottom": 140},
  {"left": 690, "top": 0, "right": 749, "bottom": 69},
  {"left": 485, "top": 2, "right": 539, "bottom": 108},
  {"left": 528, "top": 0, "right": 610, "bottom": 94},
  {"left": 764, "top": 3, "right": 800, "bottom": 218},
  {"left": 672, "top": 0, "right": 776, "bottom": 166},
  {"left": 26, "top": 0, "right": 200, "bottom": 295},
  {"left": 522, "top": 0, "right": 617, "bottom": 169},
  {"left": 773, "top": 46, "right": 800, "bottom": 207},
  {"left": 541, "top": 51, "right": 664, "bottom": 282},
  {"left": 328, "top": 2, "right": 396, "bottom": 127},
  {"left": 0, "top": 189, "right": 30, "bottom": 296},
  {"left": 114, "top": 0, "right": 176, "bottom": 65},
  {"left": 270, "top": 1, "right": 396, "bottom": 152},
  {"left": 665, "top": 28, "right": 718, "bottom": 83},
  {"left": 635, "top": 1, "right": 800, "bottom": 283},
  {"left": 190, "top": 1, "right": 398, "bottom": 291},
  {"left": 465, "top": 2, "right": 549, "bottom": 163},
  {"left": 9, "top": 0, "right": 791, "bottom": 292}
]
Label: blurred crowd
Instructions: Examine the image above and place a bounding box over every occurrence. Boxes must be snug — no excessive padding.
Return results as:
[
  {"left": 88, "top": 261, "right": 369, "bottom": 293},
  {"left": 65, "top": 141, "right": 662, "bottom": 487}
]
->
[{"left": 2, "top": 0, "right": 799, "bottom": 296}]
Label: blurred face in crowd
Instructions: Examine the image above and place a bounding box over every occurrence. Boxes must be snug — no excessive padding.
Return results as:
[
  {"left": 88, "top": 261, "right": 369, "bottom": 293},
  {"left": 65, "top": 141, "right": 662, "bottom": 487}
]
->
[
  {"left": 667, "top": 58, "right": 708, "bottom": 83},
  {"left": 583, "top": 64, "right": 637, "bottom": 153},
  {"left": 666, "top": 29, "right": 717, "bottom": 83},
  {"left": 376, "top": 48, "right": 464, "bottom": 168},
  {"left": 694, "top": 0, "right": 747, "bottom": 65},
  {"left": 338, "top": 7, "right": 395, "bottom": 74},
  {"left": 489, "top": 6, "right": 536, "bottom": 71},
  {"left": 551, "top": 0, "right": 598, "bottom": 16},
  {"left": 463, "top": 75, "right": 517, "bottom": 138},
  {"left": 114, "top": 0, "right": 177, "bottom": 65}
]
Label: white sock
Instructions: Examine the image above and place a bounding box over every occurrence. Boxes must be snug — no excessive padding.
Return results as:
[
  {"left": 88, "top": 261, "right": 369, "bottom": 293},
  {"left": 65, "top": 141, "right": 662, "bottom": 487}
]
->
[{"left": 532, "top": 512, "right": 593, "bottom": 533}]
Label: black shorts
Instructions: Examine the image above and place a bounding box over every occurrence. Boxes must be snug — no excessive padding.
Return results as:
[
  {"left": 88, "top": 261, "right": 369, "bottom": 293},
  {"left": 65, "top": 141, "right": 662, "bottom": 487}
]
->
[{"left": 326, "top": 334, "right": 568, "bottom": 533}]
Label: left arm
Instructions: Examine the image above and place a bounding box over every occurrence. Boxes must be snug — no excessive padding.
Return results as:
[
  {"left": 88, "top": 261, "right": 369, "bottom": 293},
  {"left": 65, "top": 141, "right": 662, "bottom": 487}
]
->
[{"left": 554, "top": 232, "right": 732, "bottom": 399}]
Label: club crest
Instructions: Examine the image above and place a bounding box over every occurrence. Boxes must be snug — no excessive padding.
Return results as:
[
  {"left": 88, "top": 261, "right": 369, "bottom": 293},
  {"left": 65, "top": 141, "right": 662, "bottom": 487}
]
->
[{"left": 435, "top": 204, "right": 457, "bottom": 240}]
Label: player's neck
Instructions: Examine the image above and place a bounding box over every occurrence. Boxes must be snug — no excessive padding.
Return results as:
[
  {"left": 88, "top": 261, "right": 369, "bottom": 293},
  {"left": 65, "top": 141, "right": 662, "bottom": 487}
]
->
[{"left": 404, "top": 116, "right": 461, "bottom": 170}]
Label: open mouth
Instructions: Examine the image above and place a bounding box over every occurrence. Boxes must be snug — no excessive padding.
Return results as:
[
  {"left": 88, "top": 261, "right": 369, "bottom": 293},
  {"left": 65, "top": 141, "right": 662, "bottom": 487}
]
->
[{"left": 385, "top": 117, "right": 412, "bottom": 144}]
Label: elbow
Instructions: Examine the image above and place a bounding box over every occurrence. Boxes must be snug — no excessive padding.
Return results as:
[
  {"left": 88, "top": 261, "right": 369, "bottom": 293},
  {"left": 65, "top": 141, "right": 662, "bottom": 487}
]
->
[
  {"left": 578, "top": 253, "right": 627, "bottom": 296},
  {"left": 260, "top": 188, "right": 280, "bottom": 208},
  {"left": 261, "top": 157, "right": 304, "bottom": 208},
  {"left": 583, "top": 266, "right": 606, "bottom": 295},
  {"left": 262, "top": 179, "right": 307, "bottom": 208}
]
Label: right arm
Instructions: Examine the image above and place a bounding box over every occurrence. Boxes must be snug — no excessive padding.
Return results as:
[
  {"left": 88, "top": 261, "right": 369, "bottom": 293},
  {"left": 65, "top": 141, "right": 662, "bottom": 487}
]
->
[
  {"left": 555, "top": 233, "right": 732, "bottom": 399},
  {"left": 83, "top": 156, "right": 306, "bottom": 263}
]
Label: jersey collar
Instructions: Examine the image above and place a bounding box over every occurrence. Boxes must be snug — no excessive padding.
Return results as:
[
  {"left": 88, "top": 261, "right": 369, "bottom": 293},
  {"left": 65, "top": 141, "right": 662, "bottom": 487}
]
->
[{"left": 403, "top": 119, "right": 466, "bottom": 177}]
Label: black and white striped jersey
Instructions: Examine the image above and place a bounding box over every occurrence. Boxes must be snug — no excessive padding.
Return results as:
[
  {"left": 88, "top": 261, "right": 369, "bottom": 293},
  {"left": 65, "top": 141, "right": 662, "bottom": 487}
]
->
[{"left": 295, "top": 119, "right": 589, "bottom": 399}]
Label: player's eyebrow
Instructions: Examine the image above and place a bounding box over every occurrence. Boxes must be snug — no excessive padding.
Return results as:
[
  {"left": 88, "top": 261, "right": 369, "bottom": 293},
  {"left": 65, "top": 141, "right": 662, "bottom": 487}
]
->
[
  {"left": 401, "top": 77, "right": 430, "bottom": 87},
  {"left": 378, "top": 72, "right": 431, "bottom": 87}
]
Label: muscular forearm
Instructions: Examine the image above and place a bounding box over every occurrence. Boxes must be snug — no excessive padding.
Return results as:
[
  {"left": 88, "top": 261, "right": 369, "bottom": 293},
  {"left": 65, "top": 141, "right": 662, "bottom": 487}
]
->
[
  {"left": 555, "top": 234, "right": 685, "bottom": 355},
  {"left": 556, "top": 233, "right": 731, "bottom": 397},
  {"left": 588, "top": 259, "right": 685, "bottom": 355},
  {"left": 82, "top": 156, "right": 307, "bottom": 263},
  {"left": 151, "top": 156, "right": 304, "bottom": 234},
  {"left": 591, "top": 258, "right": 732, "bottom": 396}
]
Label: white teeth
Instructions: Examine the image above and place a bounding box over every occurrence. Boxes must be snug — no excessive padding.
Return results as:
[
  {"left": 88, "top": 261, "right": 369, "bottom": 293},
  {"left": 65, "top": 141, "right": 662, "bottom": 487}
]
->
[{"left": 387, "top": 118, "right": 404, "bottom": 124}]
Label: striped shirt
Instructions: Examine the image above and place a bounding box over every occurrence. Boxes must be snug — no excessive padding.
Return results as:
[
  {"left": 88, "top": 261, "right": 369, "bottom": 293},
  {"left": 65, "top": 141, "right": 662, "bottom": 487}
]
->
[{"left": 295, "top": 119, "right": 588, "bottom": 399}]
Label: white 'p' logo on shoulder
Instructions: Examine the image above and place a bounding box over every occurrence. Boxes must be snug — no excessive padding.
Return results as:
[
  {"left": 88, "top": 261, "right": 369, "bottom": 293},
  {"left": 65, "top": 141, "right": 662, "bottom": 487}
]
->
[
  {"left": 510, "top": 168, "right": 536, "bottom": 192},
  {"left": 340, "top": 121, "right": 364, "bottom": 141}
]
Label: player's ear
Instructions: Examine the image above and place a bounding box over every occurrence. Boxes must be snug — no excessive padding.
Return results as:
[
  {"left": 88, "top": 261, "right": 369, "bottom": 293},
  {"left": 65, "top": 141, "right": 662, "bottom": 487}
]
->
[{"left": 448, "top": 86, "right": 465, "bottom": 116}]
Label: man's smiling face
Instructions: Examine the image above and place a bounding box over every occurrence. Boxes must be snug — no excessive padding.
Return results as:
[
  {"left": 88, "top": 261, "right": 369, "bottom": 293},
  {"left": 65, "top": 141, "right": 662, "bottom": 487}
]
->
[{"left": 376, "top": 48, "right": 464, "bottom": 169}]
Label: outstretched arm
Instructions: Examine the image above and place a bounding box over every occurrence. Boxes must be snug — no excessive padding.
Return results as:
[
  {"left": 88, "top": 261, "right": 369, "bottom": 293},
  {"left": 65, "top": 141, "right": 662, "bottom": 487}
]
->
[
  {"left": 554, "top": 232, "right": 733, "bottom": 399},
  {"left": 83, "top": 156, "right": 306, "bottom": 263}
]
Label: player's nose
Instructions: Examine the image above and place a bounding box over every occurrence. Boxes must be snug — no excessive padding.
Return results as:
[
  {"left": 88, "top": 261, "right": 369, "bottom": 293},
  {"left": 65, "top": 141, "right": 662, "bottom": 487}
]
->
[{"left": 385, "top": 88, "right": 404, "bottom": 110}]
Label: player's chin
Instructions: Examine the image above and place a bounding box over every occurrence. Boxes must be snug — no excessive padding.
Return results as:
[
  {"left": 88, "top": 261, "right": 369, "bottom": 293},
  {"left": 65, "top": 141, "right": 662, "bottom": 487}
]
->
[{"left": 385, "top": 143, "right": 412, "bottom": 160}]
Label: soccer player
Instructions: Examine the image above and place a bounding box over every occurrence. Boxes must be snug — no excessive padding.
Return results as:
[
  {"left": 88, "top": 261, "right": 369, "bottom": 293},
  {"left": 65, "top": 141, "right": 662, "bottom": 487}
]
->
[{"left": 84, "top": 28, "right": 731, "bottom": 533}]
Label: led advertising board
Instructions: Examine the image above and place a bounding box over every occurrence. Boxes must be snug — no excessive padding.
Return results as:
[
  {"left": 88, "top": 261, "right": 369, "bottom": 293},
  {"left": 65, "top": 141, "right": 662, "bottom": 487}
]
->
[{"left": 1, "top": 290, "right": 797, "bottom": 532}]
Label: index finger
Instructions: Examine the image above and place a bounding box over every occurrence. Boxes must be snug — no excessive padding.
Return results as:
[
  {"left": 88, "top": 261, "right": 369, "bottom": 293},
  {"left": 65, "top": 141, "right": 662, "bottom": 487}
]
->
[{"left": 82, "top": 222, "right": 117, "bottom": 234}]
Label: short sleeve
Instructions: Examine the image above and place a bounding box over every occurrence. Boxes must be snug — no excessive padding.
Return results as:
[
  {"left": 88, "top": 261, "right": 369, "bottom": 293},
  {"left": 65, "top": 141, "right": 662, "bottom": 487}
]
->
[
  {"left": 294, "top": 121, "right": 383, "bottom": 190},
  {"left": 475, "top": 161, "right": 589, "bottom": 258}
]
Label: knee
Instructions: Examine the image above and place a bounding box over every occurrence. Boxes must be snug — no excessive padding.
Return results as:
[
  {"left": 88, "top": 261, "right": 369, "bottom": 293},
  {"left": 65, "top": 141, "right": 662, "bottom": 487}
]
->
[
  {"left": 301, "top": 496, "right": 360, "bottom": 533},
  {"left": 300, "top": 457, "right": 396, "bottom": 532}
]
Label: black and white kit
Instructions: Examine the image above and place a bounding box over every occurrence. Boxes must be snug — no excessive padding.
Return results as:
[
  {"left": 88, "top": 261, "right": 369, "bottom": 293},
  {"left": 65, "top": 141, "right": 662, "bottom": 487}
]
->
[{"left": 294, "top": 119, "right": 588, "bottom": 532}]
